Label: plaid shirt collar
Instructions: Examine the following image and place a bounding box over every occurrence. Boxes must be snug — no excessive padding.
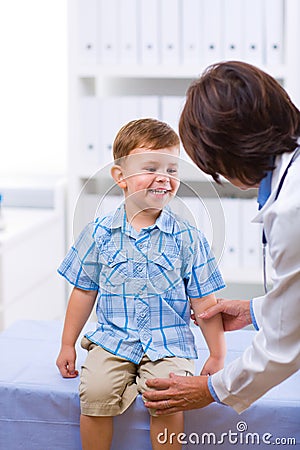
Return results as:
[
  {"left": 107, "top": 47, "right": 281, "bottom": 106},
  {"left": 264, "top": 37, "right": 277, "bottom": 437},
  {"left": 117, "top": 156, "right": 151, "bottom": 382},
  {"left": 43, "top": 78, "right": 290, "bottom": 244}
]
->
[{"left": 110, "top": 203, "right": 176, "bottom": 235}]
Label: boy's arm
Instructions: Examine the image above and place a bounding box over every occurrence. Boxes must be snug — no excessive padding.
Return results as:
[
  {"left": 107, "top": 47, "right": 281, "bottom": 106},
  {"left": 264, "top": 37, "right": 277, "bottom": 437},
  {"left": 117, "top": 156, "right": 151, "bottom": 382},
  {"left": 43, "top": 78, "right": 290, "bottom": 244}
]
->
[
  {"left": 190, "top": 293, "right": 226, "bottom": 375},
  {"left": 56, "top": 287, "right": 97, "bottom": 378}
]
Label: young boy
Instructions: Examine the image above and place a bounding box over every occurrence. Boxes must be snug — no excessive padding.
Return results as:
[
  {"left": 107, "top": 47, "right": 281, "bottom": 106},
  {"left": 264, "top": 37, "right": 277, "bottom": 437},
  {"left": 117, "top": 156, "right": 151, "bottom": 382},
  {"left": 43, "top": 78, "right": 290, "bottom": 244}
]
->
[{"left": 56, "top": 118, "right": 226, "bottom": 450}]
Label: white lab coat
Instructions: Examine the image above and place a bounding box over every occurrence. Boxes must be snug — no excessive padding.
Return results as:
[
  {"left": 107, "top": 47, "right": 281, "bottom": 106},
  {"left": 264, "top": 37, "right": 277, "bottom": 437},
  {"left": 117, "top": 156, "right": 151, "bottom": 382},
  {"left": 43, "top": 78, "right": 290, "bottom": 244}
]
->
[{"left": 211, "top": 148, "right": 300, "bottom": 413}]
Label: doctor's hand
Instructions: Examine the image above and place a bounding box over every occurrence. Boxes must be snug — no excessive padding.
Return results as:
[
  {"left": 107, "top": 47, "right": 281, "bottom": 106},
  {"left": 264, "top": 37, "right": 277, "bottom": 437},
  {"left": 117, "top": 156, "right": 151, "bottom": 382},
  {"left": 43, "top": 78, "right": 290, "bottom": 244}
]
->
[
  {"left": 56, "top": 344, "right": 79, "bottom": 378},
  {"left": 144, "top": 373, "right": 214, "bottom": 415},
  {"left": 195, "top": 298, "right": 252, "bottom": 332}
]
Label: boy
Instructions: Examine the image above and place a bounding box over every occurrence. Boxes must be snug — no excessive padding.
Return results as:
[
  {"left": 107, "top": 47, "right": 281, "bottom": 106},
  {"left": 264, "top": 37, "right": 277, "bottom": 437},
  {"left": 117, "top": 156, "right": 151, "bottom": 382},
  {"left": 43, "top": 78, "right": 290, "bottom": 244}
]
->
[{"left": 56, "top": 118, "right": 226, "bottom": 450}]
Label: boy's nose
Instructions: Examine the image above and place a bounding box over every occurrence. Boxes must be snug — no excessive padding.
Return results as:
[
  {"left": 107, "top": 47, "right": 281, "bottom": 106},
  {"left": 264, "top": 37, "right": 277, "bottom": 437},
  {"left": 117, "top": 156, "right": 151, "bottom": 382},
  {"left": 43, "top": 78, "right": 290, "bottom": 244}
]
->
[{"left": 156, "top": 173, "right": 170, "bottom": 182}]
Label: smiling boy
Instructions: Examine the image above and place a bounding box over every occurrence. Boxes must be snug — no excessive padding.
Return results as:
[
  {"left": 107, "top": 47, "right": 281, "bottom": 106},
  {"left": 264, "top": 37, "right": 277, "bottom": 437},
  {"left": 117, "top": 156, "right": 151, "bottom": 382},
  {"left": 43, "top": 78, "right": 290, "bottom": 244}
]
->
[{"left": 56, "top": 118, "right": 226, "bottom": 450}]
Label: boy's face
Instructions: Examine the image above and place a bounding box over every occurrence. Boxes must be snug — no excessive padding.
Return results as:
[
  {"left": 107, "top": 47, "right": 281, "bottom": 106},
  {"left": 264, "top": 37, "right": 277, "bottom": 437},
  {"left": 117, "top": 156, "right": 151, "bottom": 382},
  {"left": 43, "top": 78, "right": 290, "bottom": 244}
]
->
[{"left": 112, "top": 146, "right": 180, "bottom": 215}]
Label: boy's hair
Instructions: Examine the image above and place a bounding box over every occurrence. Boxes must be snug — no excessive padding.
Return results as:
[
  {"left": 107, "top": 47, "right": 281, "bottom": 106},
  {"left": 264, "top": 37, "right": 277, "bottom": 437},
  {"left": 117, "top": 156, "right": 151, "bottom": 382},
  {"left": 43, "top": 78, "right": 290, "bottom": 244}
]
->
[
  {"left": 179, "top": 61, "right": 300, "bottom": 185},
  {"left": 113, "top": 118, "right": 180, "bottom": 162}
]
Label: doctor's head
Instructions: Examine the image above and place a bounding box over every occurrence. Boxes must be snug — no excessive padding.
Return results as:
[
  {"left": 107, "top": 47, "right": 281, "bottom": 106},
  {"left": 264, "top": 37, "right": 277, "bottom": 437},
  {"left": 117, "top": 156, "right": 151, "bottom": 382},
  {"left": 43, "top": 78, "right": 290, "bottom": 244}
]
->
[{"left": 179, "top": 60, "right": 300, "bottom": 188}]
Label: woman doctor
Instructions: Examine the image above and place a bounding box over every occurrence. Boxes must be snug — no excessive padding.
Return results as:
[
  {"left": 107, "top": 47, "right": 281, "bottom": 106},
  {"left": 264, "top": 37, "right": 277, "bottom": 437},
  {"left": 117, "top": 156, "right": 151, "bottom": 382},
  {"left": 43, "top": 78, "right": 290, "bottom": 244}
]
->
[{"left": 144, "top": 61, "right": 300, "bottom": 414}]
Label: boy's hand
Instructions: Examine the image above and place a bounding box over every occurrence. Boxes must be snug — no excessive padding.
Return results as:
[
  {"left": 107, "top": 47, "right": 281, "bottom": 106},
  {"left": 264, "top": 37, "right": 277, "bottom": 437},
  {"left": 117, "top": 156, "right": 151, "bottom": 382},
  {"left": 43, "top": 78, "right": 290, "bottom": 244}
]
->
[
  {"left": 200, "top": 355, "right": 225, "bottom": 376},
  {"left": 56, "top": 345, "right": 79, "bottom": 378}
]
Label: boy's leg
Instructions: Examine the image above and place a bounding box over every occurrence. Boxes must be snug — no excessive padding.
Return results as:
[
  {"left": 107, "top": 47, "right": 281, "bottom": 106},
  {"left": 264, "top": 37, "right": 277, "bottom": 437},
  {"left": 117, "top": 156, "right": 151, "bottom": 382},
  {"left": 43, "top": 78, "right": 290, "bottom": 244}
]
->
[
  {"left": 79, "top": 338, "right": 138, "bottom": 450},
  {"left": 138, "top": 356, "right": 194, "bottom": 450},
  {"left": 150, "top": 412, "right": 184, "bottom": 450},
  {"left": 80, "top": 415, "right": 113, "bottom": 450}
]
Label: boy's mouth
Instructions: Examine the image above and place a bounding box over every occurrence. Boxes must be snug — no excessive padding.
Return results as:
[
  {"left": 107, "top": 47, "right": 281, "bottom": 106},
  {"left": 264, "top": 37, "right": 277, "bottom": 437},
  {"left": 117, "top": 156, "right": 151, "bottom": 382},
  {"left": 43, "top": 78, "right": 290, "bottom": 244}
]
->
[{"left": 148, "top": 189, "right": 168, "bottom": 194}]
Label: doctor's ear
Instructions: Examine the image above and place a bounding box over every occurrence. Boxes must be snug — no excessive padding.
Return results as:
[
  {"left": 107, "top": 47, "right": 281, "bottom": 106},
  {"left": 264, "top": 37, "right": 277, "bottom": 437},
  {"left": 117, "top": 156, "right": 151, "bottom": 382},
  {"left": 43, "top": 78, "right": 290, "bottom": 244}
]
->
[{"left": 111, "top": 165, "right": 127, "bottom": 190}]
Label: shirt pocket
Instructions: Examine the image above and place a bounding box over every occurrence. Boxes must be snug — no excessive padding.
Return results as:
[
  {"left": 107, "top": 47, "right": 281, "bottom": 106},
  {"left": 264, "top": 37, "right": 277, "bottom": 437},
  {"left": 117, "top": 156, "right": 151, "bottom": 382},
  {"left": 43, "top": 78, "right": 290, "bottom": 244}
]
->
[
  {"left": 98, "top": 249, "right": 128, "bottom": 290},
  {"left": 147, "top": 251, "right": 183, "bottom": 295}
]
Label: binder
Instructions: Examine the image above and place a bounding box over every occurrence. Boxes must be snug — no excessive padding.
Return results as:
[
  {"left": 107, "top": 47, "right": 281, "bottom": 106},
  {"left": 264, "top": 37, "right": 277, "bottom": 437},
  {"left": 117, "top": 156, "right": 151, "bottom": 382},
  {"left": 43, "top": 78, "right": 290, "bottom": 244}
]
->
[
  {"left": 119, "top": 0, "right": 138, "bottom": 65},
  {"left": 244, "top": 0, "right": 264, "bottom": 65},
  {"left": 202, "top": 0, "right": 223, "bottom": 64},
  {"left": 223, "top": 0, "right": 244, "bottom": 61},
  {"left": 220, "top": 198, "right": 242, "bottom": 272},
  {"left": 98, "top": 0, "right": 119, "bottom": 64},
  {"left": 140, "top": 0, "right": 160, "bottom": 65},
  {"left": 78, "top": 0, "right": 98, "bottom": 64},
  {"left": 264, "top": 0, "right": 284, "bottom": 66},
  {"left": 202, "top": 197, "right": 225, "bottom": 263},
  {"left": 99, "top": 97, "right": 121, "bottom": 166},
  {"left": 119, "top": 96, "right": 140, "bottom": 128},
  {"left": 79, "top": 96, "right": 100, "bottom": 168},
  {"left": 240, "top": 198, "right": 262, "bottom": 271},
  {"left": 138, "top": 96, "right": 160, "bottom": 120},
  {"left": 181, "top": 0, "right": 202, "bottom": 65},
  {"left": 160, "top": 0, "right": 180, "bottom": 65},
  {"left": 161, "top": 96, "right": 186, "bottom": 158}
]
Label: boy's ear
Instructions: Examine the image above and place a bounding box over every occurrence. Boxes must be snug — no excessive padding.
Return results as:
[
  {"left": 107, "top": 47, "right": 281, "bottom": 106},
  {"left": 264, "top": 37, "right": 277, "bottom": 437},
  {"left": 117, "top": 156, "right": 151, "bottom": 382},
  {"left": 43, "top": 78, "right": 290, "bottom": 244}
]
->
[{"left": 111, "top": 165, "right": 127, "bottom": 190}]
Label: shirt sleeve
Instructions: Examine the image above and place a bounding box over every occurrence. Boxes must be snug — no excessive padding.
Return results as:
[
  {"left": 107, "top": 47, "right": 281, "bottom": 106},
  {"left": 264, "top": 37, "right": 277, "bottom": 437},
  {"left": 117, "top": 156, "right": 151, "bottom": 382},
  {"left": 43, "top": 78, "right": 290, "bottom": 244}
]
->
[
  {"left": 210, "top": 172, "right": 300, "bottom": 413},
  {"left": 185, "top": 230, "right": 226, "bottom": 298},
  {"left": 58, "top": 222, "right": 100, "bottom": 291}
]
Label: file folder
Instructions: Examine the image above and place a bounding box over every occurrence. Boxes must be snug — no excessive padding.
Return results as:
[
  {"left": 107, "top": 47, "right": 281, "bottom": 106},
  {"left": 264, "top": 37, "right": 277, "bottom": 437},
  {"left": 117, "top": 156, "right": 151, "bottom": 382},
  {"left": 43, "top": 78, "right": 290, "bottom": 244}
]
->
[
  {"left": 160, "top": 0, "right": 180, "bottom": 65},
  {"left": 80, "top": 96, "right": 100, "bottom": 168},
  {"left": 264, "top": 0, "right": 284, "bottom": 65},
  {"left": 202, "top": 0, "right": 223, "bottom": 64},
  {"left": 119, "top": 0, "right": 138, "bottom": 65},
  {"left": 220, "top": 198, "right": 242, "bottom": 271},
  {"left": 78, "top": 0, "right": 98, "bottom": 64},
  {"left": 223, "top": 0, "right": 244, "bottom": 61},
  {"left": 240, "top": 198, "right": 262, "bottom": 270},
  {"left": 98, "top": 0, "right": 119, "bottom": 64},
  {"left": 140, "top": 0, "right": 160, "bottom": 65},
  {"left": 181, "top": 0, "right": 202, "bottom": 66},
  {"left": 244, "top": 0, "right": 264, "bottom": 65}
]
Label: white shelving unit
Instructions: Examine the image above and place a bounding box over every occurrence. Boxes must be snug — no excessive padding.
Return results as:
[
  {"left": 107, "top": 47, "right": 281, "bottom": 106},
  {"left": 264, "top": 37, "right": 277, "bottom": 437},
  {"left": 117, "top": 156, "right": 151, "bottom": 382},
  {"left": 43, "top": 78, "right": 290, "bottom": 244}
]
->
[{"left": 67, "top": 0, "right": 300, "bottom": 296}]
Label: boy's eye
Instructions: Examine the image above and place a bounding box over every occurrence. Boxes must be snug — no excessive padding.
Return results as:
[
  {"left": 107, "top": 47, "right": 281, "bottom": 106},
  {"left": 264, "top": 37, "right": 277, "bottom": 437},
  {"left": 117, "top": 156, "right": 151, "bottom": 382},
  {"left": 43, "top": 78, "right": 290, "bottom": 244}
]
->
[
  {"left": 144, "top": 167, "right": 156, "bottom": 172},
  {"left": 168, "top": 168, "right": 178, "bottom": 174}
]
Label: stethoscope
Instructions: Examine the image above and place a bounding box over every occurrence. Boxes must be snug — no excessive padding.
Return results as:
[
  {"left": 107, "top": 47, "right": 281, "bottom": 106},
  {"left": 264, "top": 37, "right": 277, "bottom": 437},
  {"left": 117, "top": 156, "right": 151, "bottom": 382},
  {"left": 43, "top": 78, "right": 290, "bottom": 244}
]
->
[{"left": 262, "top": 147, "right": 300, "bottom": 293}]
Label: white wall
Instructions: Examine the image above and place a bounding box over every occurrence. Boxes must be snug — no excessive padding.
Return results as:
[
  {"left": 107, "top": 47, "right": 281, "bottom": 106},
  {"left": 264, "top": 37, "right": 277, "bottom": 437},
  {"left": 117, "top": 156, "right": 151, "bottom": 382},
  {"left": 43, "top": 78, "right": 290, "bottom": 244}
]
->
[{"left": 0, "top": 1, "right": 67, "bottom": 176}]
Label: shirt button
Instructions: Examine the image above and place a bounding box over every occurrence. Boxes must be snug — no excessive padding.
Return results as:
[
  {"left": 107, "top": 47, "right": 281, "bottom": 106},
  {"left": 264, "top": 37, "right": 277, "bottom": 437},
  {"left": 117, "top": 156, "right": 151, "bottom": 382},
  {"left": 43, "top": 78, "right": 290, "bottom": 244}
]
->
[{"left": 137, "top": 266, "right": 143, "bottom": 272}]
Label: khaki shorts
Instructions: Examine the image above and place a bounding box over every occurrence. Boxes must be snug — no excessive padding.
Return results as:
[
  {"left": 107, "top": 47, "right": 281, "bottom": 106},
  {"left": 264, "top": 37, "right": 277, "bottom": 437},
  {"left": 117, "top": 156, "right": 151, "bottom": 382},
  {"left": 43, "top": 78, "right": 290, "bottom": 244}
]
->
[{"left": 79, "top": 337, "right": 195, "bottom": 417}]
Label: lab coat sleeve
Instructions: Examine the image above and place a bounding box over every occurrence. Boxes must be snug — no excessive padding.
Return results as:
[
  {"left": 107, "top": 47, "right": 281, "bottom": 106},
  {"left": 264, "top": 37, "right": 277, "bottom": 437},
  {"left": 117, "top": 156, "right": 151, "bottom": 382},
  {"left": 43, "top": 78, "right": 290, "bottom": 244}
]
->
[{"left": 210, "top": 167, "right": 300, "bottom": 413}]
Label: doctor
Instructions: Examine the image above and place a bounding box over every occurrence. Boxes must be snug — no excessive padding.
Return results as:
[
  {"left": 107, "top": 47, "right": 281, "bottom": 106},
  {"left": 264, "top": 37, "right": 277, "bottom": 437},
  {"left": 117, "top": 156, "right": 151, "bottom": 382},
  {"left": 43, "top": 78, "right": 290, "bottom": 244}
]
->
[{"left": 144, "top": 61, "right": 300, "bottom": 414}]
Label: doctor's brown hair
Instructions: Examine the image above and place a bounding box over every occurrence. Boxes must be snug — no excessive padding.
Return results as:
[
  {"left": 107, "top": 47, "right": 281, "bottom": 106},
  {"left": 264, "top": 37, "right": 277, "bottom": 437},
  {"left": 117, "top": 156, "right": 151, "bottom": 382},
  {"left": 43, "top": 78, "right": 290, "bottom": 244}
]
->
[
  {"left": 113, "top": 118, "right": 179, "bottom": 162},
  {"left": 179, "top": 61, "right": 300, "bottom": 185}
]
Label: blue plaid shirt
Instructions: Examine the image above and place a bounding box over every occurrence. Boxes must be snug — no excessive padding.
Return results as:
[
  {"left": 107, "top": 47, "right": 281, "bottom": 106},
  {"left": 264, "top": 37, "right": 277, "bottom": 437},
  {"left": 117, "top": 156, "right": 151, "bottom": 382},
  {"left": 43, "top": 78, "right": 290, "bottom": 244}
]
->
[{"left": 58, "top": 205, "right": 225, "bottom": 364}]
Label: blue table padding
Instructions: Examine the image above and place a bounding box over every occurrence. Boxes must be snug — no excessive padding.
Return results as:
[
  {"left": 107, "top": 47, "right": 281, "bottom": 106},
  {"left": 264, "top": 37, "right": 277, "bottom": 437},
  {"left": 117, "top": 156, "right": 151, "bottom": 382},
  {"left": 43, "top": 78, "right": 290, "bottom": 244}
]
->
[{"left": 0, "top": 320, "right": 299, "bottom": 449}]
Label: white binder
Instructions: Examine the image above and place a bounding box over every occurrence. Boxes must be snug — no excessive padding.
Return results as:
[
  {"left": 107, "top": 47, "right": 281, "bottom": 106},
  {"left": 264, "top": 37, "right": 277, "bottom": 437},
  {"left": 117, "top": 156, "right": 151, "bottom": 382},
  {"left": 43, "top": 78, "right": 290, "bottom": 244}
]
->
[
  {"left": 80, "top": 97, "right": 100, "bottom": 168},
  {"left": 138, "top": 96, "right": 160, "bottom": 120},
  {"left": 244, "top": 0, "right": 264, "bottom": 65},
  {"left": 181, "top": 0, "right": 202, "bottom": 66},
  {"left": 220, "top": 198, "right": 242, "bottom": 272},
  {"left": 160, "top": 0, "right": 180, "bottom": 65},
  {"left": 140, "top": 0, "right": 160, "bottom": 65},
  {"left": 264, "top": 0, "right": 284, "bottom": 66},
  {"left": 161, "top": 96, "right": 186, "bottom": 158},
  {"left": 119, "top": 0, "right": 138, "bottom": 65},
  {"left": 78, "top": 0, "right": 98, "bottom": 64},
  {"left": 99, "top": 97, "right": 121, "bottom": 166},
  {"left": 202, "top": 0, "right": 223, "bottom": 64},
  {"left": 98, "top": 0, "right": 119, "bottom": 64},
  {"left": 223, "top": 0, "right": 244, "bottom": 61},
  {"left": 240, "top": 198, "right": 262, "bottom": 270}
]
